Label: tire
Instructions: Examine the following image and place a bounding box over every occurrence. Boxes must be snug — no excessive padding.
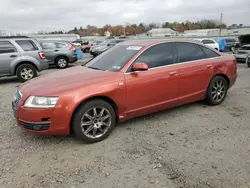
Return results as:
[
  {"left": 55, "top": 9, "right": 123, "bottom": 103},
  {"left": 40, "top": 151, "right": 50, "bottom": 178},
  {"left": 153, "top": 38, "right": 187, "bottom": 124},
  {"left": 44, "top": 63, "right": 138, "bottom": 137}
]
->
[
  {"left": 248, "top": 62, "right": 250, "bottom": 68},
  {"left": 72, "top": 99, "right": 116, "bottom": 143},
  {"left": 55, "top": 57, "right": 69, "bottom": 69},
  {"left": 205, "top": 76, "right": 228, "bottom": 106},
  {"left": 16, "top": 64, "right": 37, "bottom": 82},
  {"left": 85, "top": 48, "right": 90, "bottom": 53}
]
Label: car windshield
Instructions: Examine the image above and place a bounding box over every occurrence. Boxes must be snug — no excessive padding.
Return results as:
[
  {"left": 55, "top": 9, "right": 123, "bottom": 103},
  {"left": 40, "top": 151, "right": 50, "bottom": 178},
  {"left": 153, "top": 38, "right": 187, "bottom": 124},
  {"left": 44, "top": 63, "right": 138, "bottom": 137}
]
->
[{"left": 85, "top": 44, "right": 143, "bottom": 72}]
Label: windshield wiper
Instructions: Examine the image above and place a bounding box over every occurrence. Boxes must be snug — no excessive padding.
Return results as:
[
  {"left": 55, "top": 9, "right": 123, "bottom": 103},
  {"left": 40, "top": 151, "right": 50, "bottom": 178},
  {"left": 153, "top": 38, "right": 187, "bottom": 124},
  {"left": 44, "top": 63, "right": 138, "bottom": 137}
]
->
[{"left": 86, "top": 66, "right": 102, "bottom": 70}]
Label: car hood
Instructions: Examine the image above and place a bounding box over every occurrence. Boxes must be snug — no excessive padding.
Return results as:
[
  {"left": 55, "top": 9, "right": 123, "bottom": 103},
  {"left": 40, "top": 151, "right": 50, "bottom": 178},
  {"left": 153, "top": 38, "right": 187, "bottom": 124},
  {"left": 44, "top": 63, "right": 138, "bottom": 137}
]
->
[{"left": 19, "top": 66, "right": 122, "bottom": 97}]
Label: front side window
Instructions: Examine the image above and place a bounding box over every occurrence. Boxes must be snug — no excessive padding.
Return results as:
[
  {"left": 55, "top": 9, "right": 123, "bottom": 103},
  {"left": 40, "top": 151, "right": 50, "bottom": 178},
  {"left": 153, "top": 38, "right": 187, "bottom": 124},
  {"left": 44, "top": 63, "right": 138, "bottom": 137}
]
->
[
  {"left": 16, "top": 40, "right": 39, "bottom": 51},
  {"left": 175, "top": 42, "right": 206, "bottom": 63},
  {"left": 130, "top": 43, "right": 174, "bottom": 70},
  {"left": 0, "top": 41, "right": 17, "bottom": 54},
  {"left": 202, "top": 40, "right": 215, "bottom": 44},
  {"left": 85, "top": 45, "right": 142, "bottom": 72}
]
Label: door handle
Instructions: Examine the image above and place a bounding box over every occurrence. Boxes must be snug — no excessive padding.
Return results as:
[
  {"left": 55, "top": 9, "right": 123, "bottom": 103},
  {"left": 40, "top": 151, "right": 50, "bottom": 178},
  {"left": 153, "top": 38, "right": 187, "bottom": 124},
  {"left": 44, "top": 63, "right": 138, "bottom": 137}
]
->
[
  {"left": 54, "top": 49, "right": 59, "bottom": 52},
  {"left": 169, "top": 71, "right": 178, "bottom": 76},
  {"left": 10, "top": 55, "right": 17, "bottom": 58},
  {"left": 207, "top": 65, "right": 213, "bottom": 69}
]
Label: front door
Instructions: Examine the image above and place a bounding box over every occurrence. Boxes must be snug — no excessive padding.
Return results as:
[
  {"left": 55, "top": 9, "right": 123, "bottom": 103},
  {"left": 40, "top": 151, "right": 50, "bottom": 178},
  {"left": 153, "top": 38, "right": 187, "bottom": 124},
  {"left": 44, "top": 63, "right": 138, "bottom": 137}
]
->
[
  {"left": 124, "top": 42, "right": 179, "bottom": 118},
  {"left": 0, "top": 41, "right": 19, "bottom": 75}
]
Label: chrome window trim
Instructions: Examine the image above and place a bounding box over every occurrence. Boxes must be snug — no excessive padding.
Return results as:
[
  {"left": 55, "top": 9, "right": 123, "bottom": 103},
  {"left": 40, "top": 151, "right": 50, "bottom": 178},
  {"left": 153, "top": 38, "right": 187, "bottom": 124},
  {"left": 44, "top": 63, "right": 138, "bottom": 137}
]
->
[{"left": 125, "top": 41, "right": 221, "bottom": 74}]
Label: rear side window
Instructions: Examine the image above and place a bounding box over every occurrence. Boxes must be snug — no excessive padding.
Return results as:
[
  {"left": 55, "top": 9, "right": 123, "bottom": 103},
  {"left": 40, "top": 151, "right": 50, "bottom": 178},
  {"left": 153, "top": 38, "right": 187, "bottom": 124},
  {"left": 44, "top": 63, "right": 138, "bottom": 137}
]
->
[
  {"left": 202, "top": 40, "right": 215, "bottom": 44},
  {"left": 175, "top": 42, "right": 206, "bottom": 63},
  {"left": 199, "top": 45, "right": 220, "bottom": 58},
  {"left": 55, "top": 42, "right": 68, "bottom": 48},
  {"left": 16, "top": 40, "right": 39, "bottom": 51},
  {"left": 40, "top": 42, "right": 56, "bottom": 49},
  {"left": 134, "top": 43, "right": 174, "bottom": 69},
  {"left": 0, "top": 41, "right": 17, "bottom": 54}
]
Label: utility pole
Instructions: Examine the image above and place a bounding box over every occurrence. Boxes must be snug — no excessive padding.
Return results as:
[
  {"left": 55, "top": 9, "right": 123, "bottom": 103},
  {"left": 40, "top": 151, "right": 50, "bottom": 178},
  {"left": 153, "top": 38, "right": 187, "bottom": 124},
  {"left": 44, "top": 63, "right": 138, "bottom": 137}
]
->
[{"left": 219, "top": 13, "right": 223, "bottom": 36}]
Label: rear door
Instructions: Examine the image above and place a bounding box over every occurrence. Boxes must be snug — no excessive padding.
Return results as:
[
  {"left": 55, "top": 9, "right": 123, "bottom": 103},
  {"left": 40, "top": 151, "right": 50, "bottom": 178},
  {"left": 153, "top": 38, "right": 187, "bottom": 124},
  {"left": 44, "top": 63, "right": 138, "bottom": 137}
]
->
[
  {"left": 174, "top": 42, "right": 215, "bottom": 101},
  {"left": 15, "top": 39, "right": 40, "bottom": 61},
  {"left": 0, "top": 41, "right": 20, "bottom": 74}
]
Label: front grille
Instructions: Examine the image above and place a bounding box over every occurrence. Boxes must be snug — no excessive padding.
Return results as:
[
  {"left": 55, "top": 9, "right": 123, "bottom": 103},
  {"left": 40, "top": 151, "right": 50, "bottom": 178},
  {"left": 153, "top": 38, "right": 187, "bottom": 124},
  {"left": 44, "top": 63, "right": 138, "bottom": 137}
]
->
[
  {"left": 236, "top": 57, "right": 246, "bottom": 62},
  {"left": 19, "top": 120, "right": 50, "bottom": 131}
]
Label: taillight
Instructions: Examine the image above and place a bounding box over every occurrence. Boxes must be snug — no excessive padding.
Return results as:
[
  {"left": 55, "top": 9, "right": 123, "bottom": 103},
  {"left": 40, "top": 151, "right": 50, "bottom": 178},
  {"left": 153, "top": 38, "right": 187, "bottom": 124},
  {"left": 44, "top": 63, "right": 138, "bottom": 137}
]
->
[
  {"left": 38, "top": 51, "right": 46, "bottom": 60},
  {"left": 69, "top": 43, "right": 75, "bottom": 51}
]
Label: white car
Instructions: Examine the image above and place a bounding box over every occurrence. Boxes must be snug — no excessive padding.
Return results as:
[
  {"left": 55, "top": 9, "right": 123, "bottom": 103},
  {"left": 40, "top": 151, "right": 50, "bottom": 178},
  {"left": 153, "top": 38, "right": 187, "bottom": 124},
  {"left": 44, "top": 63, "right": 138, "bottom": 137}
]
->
[{"left": 195, "top": 38, "right": 219, "bottom": 50}]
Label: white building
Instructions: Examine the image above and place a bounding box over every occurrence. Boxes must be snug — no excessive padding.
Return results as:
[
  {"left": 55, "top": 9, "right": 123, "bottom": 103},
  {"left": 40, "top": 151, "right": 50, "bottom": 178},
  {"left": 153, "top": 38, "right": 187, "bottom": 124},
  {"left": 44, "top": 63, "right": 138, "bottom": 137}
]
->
[
  {"left": 147, "top": 28, "right": 178, "bottom": 37},
  {"left": 226, "top": 27, "right": 250, "bottom": 35},
  {"left": 184, "top": 29, "right": 220, "bottom": 37}
]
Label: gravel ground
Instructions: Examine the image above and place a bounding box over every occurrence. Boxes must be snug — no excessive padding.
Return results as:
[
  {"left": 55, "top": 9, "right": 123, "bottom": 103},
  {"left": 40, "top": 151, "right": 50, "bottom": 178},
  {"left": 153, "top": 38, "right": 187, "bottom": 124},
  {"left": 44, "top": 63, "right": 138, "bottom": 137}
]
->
[{"left": 0, "top": 59, "right": 250, "bottom": 188}]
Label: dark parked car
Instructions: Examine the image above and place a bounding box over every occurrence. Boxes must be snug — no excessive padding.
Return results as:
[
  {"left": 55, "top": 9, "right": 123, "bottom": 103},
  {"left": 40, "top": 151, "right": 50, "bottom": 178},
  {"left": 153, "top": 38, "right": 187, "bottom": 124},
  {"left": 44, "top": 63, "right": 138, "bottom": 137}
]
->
[
  {"left": 90, "top": 39, "right": 125, "bottom": 57},
  {"left": 0, "top": 36, "right": 49, "bottom": 82},
  {"left": 39, "top": 40, "right": 77, "bottom": 69}
]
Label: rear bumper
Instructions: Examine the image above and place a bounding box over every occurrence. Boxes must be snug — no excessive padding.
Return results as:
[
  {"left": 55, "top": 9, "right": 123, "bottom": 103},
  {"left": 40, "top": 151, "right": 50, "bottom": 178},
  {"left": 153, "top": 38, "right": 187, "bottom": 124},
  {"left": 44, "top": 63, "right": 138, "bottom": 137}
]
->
[{"left": 69, "top": 56, "right": 78, "bottom": 63}]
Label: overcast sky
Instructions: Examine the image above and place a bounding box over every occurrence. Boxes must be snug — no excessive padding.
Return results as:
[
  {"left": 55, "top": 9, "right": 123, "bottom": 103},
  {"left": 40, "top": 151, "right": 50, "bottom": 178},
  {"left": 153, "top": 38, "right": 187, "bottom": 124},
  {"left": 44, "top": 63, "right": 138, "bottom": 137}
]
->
[{"left": 1, "top": 0, "right": 249, "bottom": 32}]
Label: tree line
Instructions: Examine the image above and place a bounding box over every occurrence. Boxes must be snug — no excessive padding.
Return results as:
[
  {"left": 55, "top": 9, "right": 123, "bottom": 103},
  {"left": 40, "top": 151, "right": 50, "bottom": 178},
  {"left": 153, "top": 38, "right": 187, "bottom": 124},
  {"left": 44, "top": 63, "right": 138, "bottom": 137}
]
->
[{"left": 39, "top": 19, "right": 227, "bottom": 36}]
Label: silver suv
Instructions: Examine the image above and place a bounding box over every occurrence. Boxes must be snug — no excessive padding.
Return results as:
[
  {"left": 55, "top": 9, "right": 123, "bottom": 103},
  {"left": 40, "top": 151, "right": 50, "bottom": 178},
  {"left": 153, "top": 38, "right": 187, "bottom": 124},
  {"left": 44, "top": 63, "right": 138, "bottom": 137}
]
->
[{"left": 0, "top": 36, "right": 49, "bottom": 82}]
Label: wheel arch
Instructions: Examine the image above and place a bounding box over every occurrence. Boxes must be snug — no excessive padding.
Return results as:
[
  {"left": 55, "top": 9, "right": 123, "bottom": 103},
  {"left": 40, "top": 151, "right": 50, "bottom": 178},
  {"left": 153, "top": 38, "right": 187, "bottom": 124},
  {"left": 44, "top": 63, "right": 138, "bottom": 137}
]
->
[
  {"left": 213, "top": 74, "right": 230, "bottom": 87},
  {"left": 14, "top": 61, "right": 38, "bottom": 75},
  {"left": 54, "top": 55, "right": 70, "bottom": 63},
  {"left": 70, "top": 95, "right": 119, "bottom": 134}
]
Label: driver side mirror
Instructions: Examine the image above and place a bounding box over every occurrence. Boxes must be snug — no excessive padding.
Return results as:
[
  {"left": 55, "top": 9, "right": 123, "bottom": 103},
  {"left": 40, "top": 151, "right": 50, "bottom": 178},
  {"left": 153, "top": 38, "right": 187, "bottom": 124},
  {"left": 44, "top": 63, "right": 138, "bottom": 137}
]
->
[{"left": 132, "top": 62, "right": 148, "bottom": 72}]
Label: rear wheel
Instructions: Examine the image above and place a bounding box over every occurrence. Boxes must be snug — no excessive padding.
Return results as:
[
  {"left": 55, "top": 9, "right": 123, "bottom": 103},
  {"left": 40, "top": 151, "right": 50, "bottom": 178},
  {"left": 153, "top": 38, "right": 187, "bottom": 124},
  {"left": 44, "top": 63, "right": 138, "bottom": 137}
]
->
[
  {"left": 56, "top": 57, "right": 69, "bottom": 69},
  {"left": 85, "top": 48, "right": 90, "bottom": 53},
  {"left": 16, "top": 64, "right": 37, "bottom": 82},
  {"left": 72, "top": 99, "right": 116, "bottom": 143},
  {"left": 205, "top": 76, "right": 228, "bottom": 105}
]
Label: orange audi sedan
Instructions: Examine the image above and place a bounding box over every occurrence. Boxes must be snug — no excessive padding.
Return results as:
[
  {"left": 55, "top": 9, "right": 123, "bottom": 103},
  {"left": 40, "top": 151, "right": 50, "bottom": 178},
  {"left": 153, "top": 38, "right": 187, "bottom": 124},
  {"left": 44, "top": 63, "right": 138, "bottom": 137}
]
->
[{"left": 12, "top": 39, "right": 237, "bottom": 143}]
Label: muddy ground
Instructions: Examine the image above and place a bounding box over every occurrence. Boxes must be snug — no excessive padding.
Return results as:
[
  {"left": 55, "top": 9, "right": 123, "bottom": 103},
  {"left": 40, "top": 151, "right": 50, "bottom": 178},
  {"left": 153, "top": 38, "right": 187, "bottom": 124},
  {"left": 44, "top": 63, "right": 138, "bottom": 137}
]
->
[{"left": 0, "top": 60, "right": 249, "bottom": 188}]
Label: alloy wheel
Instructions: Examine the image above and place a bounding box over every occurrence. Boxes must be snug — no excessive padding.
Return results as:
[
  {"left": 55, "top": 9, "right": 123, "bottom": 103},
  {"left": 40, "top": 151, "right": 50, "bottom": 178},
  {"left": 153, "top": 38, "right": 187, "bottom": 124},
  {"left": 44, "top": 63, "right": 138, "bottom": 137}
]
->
[
  {"left": 211, "top": 80, "right": 226, "bottom": 102},
  {"left": 20, "top": 68, "right": 34, "bottom": 80},
  {"left": 81, "top": 107, "right": 112, "bottom": 139},
  {"left": 58, "top": 59, "right": 67, "bottom": 68}
]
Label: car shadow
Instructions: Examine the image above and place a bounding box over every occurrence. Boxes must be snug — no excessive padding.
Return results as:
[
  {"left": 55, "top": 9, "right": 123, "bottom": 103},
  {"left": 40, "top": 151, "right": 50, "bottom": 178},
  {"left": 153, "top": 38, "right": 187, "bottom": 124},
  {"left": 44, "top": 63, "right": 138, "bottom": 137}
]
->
[{"left": 17, "top": 101, "right": 208, "bottom": 145}]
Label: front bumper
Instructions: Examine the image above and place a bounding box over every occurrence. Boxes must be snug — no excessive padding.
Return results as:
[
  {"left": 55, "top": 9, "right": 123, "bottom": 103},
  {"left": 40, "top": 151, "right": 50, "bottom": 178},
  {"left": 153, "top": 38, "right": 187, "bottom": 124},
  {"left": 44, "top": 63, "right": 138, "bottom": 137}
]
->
[
  {"left": 12, "top": 99, "right": 71, "bottom": 135},
  {"left": 234, "top": 54, "right": 248, "bottom": 63}
]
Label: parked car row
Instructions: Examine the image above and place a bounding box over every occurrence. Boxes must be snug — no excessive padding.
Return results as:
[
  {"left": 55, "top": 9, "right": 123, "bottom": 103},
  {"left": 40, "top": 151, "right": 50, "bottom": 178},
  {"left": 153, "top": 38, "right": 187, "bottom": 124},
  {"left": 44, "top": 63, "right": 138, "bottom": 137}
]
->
[
  {"left": 12, "top": 38, "right": 237, "bottom": 143},
  {"left": 0, "top": 36, "right": 80, "bottom": 82}
]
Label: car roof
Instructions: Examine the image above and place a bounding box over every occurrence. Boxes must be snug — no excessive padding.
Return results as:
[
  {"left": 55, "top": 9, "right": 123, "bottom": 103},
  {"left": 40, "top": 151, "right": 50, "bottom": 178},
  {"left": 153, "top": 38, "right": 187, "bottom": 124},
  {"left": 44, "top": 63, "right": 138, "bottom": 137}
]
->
[{"left": 119, "top": 38, "right": 201, "bottom": 47}]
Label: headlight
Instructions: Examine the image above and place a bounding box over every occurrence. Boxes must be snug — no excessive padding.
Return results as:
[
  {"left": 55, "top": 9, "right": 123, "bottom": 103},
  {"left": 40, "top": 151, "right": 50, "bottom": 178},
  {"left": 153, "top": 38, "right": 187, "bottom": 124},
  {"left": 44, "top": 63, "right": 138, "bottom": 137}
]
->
[{"left": 24, "top": 96, "right": 59, "bottom": 108}]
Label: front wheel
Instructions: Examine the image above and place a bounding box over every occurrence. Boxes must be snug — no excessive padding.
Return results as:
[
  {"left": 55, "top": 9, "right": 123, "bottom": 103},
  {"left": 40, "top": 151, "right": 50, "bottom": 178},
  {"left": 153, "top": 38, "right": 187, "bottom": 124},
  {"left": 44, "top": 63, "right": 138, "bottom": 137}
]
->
[
  {"left": 16, "top": 64, "right": 37, "bottom": 82},
  {"left": 205, "top": 76, "right": 228, "bottom": 105},
  {"left": 72, "top": 100, "right": 116, "bottom": 143}
]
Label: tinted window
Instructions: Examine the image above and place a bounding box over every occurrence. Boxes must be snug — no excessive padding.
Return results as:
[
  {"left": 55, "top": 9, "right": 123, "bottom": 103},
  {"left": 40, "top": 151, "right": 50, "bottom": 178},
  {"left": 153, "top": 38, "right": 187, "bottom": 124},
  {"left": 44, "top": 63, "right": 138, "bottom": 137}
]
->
[
  {"left": 16, "top": 40, "right": 39, "bottom": 51},
  {"left": 200, "top": 45, "right": 220, "bottom": 58},
  {"left": 131, "top": 43, "right": 174, "bottom": 69},
  {"left": 55, "top": 42, "right": 68, "bottom": 48},
  {"left": 0, "top": 41, "right": 16, "bottom": 54},
  {"left": 85, "top": 45, "right": 141, "bottom": 72},
  {"left": 225, "top": 38, "right": 236, "bottom": 43},
  {"left": 202, "top": 40, "right": 215, "bottom": 44},
  {"left": 175, "top": 42, "right": 206, "bottom": 63},
  {"left": 40, "top": 42, "right": 57, "bottom": 49},
  {"left": 242, "top": 46, "right": 250, "bottom": 50}
]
